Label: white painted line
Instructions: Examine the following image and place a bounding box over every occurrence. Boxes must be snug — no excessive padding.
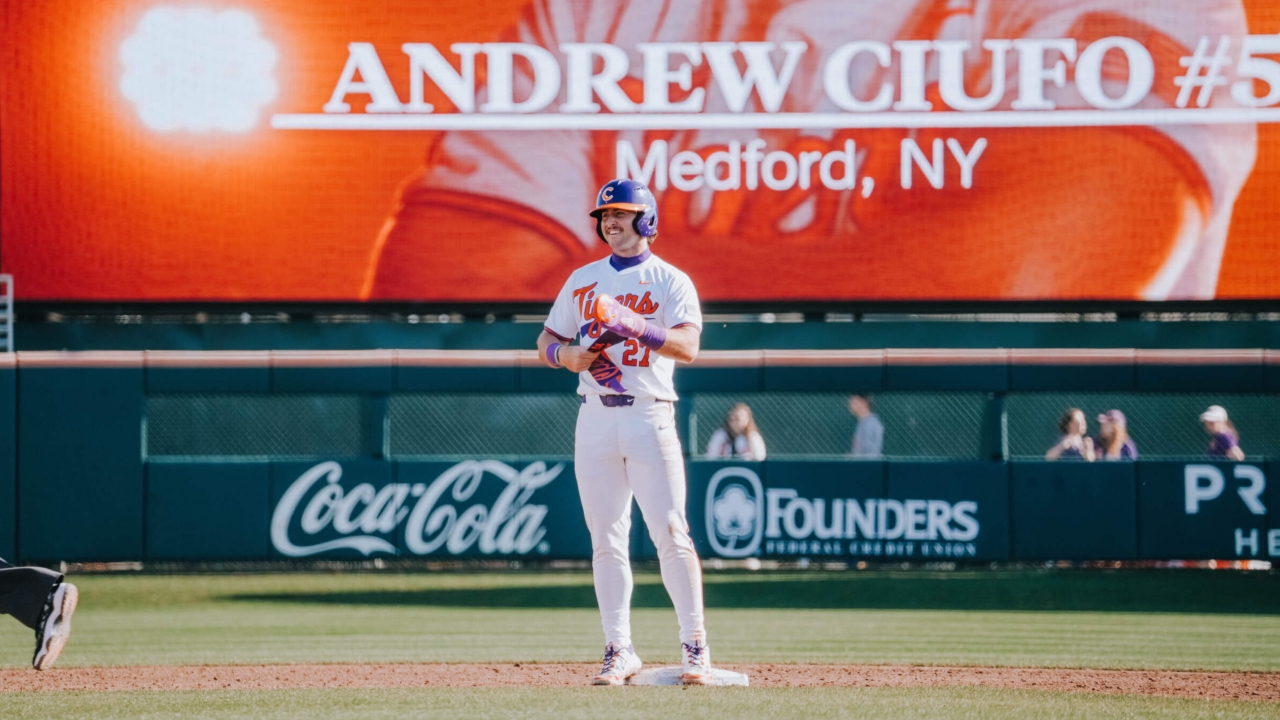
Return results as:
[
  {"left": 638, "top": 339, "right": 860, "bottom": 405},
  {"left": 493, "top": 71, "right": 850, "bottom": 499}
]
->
[{"left": 271, "top": 107, "right": 1280, "bottom": 132}]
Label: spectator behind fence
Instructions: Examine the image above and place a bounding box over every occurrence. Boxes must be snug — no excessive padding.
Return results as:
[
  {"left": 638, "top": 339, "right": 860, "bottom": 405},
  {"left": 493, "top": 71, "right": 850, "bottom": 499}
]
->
[
  {"left": 848, "top": 395, "right": 884, "bottom": 458},
  {"left": 1095, "top": 409, "right": 1138, "bottom": 461},
  {"left": 1200, "top": 405, "right": 1245, "bottom": 460},
  {"left": 1046, "top": 408, "right": 1095, "bottom": 461},
  {"left": 705, "top": 403, "right": 767, "bottom": 461}
]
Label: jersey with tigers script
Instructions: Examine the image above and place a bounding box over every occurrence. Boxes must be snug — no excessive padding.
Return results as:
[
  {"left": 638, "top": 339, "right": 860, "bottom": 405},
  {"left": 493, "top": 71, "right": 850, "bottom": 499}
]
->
[{"left": 544, "top": 252, "right": 702, "bottom": 401}]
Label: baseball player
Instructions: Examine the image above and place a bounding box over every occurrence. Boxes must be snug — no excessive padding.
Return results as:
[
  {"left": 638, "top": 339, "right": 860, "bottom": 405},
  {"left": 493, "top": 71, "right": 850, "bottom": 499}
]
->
[
  {"left": 0, "top": 558, "right": 78, "bottom": 670},
  {"left": 536, "top": 178, "right": 710, "bottom": 686}
]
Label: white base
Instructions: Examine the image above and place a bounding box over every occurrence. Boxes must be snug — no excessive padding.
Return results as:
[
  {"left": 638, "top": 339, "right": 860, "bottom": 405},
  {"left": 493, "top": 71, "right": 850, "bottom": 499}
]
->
[{"left": 626, "top": 666, "right": 749, "bottom": 687}]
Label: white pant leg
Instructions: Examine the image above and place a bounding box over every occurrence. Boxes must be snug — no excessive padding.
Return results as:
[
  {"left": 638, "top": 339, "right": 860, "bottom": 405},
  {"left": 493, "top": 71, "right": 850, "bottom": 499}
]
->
[
  {"left": 574, "top": 400, "right": 634, "bottom": 648},
  {"left": 620, "top": 400, "right": 707, "bottom": 647}
]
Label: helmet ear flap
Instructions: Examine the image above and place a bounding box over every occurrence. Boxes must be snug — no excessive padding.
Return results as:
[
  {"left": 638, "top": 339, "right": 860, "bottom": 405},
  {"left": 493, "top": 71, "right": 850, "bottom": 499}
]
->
[
  {"left": 632, "top": 205, "right": 658, "bottom": 239},
  {"left": 596, "top": 216, "right": 606, "bottom": 243}
]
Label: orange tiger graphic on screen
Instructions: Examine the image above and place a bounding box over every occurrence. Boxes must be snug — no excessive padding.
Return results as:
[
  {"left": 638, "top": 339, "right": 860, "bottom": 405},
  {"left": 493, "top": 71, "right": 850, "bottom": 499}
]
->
[{"left": 363, "top": 0, "right": 1257, "bottom": 302}]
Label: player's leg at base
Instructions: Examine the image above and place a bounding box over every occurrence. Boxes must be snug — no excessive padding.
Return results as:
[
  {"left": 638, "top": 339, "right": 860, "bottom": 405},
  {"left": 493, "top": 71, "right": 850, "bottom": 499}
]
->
[
  {"left": 574, "top": 400, "right": 637, "bottom": 650},
  {"left": 619, "top": 401, "right": 711, "bottom": 683}
]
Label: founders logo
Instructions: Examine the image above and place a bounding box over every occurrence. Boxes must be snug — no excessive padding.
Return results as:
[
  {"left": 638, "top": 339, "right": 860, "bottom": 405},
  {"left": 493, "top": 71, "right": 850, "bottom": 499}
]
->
[{"left": 705, "top": 467, "right": 764, "bottom": 558}]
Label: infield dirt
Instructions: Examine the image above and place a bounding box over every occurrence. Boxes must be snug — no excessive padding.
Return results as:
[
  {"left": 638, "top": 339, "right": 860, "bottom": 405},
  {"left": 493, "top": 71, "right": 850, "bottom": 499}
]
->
[{"left": 3, "top": 664, "right": 1277, "bottom": 702}]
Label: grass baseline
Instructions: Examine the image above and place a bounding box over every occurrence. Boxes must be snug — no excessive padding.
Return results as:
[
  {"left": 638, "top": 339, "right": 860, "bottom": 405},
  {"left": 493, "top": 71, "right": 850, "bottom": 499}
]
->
[
  {"left": 226, "top": 568, "right": 1280, "bottom": 614},
  {"left": 0, "top": 569, "right": 1276, "bottom": 673}
]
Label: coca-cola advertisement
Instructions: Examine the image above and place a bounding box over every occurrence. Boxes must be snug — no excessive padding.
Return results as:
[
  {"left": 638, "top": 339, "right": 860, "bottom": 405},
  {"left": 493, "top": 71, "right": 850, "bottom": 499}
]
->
[{"left": 269, "top": 459, "right": 591, "bottom": 559}]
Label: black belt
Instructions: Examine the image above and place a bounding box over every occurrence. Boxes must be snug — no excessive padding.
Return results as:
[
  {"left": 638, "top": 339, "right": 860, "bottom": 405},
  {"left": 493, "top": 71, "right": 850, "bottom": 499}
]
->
[{"left": 583, "top": 395, "right": 635, "bottom": 407}]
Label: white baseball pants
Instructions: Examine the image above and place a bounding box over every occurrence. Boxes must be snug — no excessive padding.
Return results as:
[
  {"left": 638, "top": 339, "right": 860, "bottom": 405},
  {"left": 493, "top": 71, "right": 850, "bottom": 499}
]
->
[{"left": 574, "top": 396, "right": 707, "bottom": 649}]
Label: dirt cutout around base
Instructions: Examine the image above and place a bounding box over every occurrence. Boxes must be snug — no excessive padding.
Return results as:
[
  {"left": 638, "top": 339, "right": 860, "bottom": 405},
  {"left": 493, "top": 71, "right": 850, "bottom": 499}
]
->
[{"left": 2, "top": 664, "right": 1278, "bottom": 701}]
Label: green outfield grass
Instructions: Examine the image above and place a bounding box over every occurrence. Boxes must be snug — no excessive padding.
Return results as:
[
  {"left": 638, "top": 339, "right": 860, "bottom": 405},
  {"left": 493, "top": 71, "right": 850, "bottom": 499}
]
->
[
  {"left": 1, "top": 687, "right": 1278, "bottom": 720},
  {"left": 0, "top": 569, "right": 1276, "bottom": 672}
]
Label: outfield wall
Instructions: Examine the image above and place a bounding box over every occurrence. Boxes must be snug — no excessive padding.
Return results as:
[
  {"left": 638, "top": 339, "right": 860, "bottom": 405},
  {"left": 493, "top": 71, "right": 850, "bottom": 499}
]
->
[
  {"left": 0, "top": 354, "right": 14, "bottom": 560},
  {"left": 2, "top": 350, "right": 1278, "bottom": 564},
  {"left": 16, "top": 318, "right": 1280, "bottom": 352}
]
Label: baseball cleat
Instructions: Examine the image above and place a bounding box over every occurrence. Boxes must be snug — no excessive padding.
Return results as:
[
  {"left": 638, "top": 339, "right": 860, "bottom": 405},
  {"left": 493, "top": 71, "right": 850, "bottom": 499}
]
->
[
  {"left": 680, "top": 641, "right": 712, "bottom": 685},
  {"left": 33, "top": 582, "right": 78, "bottom": 671},
  {"left": 592, "top": 642, "right": 642, "bottom": 686}
]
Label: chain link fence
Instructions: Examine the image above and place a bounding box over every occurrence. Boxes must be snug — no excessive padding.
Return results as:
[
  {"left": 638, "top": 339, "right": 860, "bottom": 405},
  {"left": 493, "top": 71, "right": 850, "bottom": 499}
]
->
[
  {"left": 146, "top": 394, "right": 368, "bottom": 459},
  {"left": 147, "top": 390, "right": 1280, "bottom": 462},
  {"left": 389, "top": 393, "right": 579, "bottom": 458},
  {"left": 1005, "top": 392, "right": 1280, "bottom": 460},
  {"left": 690, "top": 392, "right": 990, "bottom": 459}
]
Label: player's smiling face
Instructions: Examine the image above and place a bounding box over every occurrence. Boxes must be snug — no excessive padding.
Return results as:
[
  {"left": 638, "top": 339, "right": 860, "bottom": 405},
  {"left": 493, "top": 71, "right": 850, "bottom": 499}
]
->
[{"left": 600, "top": 208, "right": 647, "bottom": 256}]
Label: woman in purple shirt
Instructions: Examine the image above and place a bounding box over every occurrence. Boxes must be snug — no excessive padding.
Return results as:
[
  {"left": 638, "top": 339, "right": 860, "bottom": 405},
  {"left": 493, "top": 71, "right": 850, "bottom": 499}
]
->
[
  {"left": 1200, "top": 405, "right": 1245, "bottom": 460},
  {"left": 1095, "top": 410, "right": 1138, "bottom": 461}
]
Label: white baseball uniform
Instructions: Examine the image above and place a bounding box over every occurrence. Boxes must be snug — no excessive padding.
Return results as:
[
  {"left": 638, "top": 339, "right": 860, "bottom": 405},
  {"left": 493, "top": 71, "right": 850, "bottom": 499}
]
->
[{"left": 544, "top": 251, "right": 706, "bottom": 649}]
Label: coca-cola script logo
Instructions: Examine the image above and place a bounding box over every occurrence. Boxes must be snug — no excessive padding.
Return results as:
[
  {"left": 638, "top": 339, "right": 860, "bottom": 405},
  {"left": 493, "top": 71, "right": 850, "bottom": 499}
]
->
[{"left": 271, "top": 460, "right": 563, "bottom": 558}]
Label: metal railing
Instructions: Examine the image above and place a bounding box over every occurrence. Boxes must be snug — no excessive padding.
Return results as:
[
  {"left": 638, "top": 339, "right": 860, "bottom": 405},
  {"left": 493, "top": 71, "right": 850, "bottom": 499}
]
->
[{"left": 0, "top": 274, "right": 11, "bottom": 352}]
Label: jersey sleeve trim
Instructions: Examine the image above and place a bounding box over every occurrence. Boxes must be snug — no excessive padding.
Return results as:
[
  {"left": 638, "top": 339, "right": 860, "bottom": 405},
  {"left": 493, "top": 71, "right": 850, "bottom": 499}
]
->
[{"left": 543, "top": 326, "right": 573, "bottom": 343}]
